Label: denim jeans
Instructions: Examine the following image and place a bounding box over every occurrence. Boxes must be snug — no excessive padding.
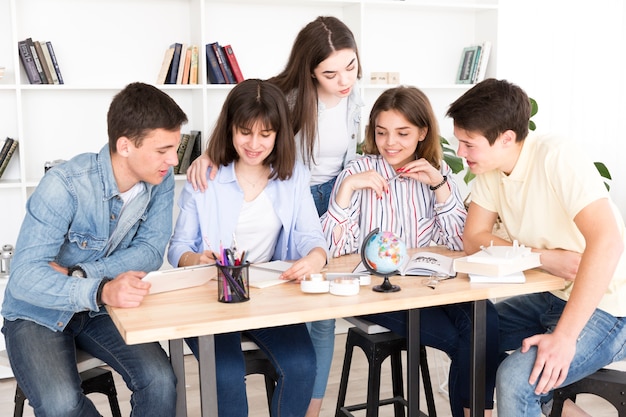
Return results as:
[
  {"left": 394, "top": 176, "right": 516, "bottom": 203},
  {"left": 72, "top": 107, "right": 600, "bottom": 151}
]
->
[
  {"left": 307, "top": 319, "right": 335, "bottom": 398},
  {"left": 362, "top": 301, "right": 500, "bottom": 417},
  {"left": 2, "top": 313, "right": 176, "bottom": 417},
  {"left": 186, "top": 323, "right": 315, "bottom": 417},
  {"left": 310, "top": 178, "right": 336, "bottom": 217},
  {"left": 496, "top": 292, "right": 626, "bottom": 417}
]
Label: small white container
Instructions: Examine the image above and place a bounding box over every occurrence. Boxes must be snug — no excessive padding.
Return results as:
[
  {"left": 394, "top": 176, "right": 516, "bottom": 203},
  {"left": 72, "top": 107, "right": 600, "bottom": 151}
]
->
[
  {"left": 301, "top": 277, "right": 330, "bottom": 293},
  {"left": 358, "top": 275, "right": 371, "bottom": 286},
  {"left": 329, "top": 278, "right": 360, "bottom": 296}
]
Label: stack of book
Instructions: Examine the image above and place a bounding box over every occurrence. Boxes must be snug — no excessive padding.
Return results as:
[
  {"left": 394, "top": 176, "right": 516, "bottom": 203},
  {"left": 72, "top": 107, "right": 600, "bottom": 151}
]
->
[
  {"left": 17, "top": 38, "right": 63, "bottom": 85},
  {"left": 0, "top": 138, "right": 19, "bottom": 179},
  {"left": 174, "top": 130, "right": 202, "bottom": 175},
  {"left": 455, "top": 40, "right": 491, "bottom": 85},
  {"left": 157, "top": 44, "right": 201, "bottom": 85},
  {"left": 205, "top": 42, "right": 244, "bottom": 84}
]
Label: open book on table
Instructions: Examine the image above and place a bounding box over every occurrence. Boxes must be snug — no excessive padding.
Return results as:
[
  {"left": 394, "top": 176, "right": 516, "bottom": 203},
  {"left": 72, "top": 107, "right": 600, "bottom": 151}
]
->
[
  {"left": 248, "top": 260, "right": 294, "bottom": 288},
  {"left": 353, "top": 252, "right": 456, "bottom": 277}
]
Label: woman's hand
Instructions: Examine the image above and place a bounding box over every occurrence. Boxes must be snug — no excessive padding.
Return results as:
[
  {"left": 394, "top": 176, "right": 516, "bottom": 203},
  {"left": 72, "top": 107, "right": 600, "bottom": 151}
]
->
[
  {"left": 280, "top": 248, "right": 327, "bottom": 282},
  {"left": 186, "top": 154, "right": 218, "bottom": 192},
  {"left": 396, "top": 158, "right": 443, "bottom": 187},
  {"left": 334, "top": 170, "right": 390, "bottom": 208}
]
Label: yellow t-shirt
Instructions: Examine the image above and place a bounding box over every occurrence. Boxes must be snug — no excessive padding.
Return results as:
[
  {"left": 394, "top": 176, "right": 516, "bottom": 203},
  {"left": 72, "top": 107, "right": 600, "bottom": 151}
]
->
[{"left": 471, "top": 134, "right": 626, "bottom": 316}]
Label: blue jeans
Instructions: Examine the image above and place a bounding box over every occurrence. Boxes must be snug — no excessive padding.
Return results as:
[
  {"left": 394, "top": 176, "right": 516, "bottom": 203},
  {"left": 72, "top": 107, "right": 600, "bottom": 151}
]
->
[
  {"left": 496, "top": 292, "right": 626, "bottom": 417},
  {"left": 186, "top": 323, "right": 316, "bottom": 417},
  {"left": 310, "top": 178, "right": 336, "bottom": 217},
  {"left": 2, "top": 313, "right": 176, "bottom": 417},
  {"left": 362, "top": 301, "right": 500, "bottom": 417},
  {"left": 309, "top": 178, "right": 338, "bottom": 399}
]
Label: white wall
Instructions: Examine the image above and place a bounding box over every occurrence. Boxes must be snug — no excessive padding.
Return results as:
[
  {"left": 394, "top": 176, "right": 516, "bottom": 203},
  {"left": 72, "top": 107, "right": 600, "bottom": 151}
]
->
[{"left": 497, "top": 0, "right": 626, "bottom": 217}]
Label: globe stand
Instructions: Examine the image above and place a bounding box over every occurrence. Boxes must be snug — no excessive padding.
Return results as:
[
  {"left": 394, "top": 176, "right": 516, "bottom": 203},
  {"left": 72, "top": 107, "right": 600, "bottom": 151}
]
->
[{"left": 360, "top": 228, "right": 401, "bottom": 293}]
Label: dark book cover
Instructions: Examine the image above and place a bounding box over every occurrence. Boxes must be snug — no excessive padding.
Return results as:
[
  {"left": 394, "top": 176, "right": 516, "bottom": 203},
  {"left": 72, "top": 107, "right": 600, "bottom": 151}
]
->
[
  {"left": 33, "top": 41, "right": 52, "bottom": 84},
  {"left": 223, "top": 44, "right": 244, "bottom": 83},
  {"left": 26, "top": 38, "right": 47, "bottom": 84},
  {"left": 46, "top": 41, "right": 64, "bottom": 84},
  {"left": 212, "top": 43, "right": 236, "bottom": 84},
  {"left": 0, "top": 139, "right": 18, "bottom": 179},
  {"left": 18, "top": 40, "right": 42, "bottom": 84},
  {"left": 166, "top": 43, "right": 183, "bottom": 85},
  {"left": 205, "top": 43, "right": 226, "bottom": 84}
]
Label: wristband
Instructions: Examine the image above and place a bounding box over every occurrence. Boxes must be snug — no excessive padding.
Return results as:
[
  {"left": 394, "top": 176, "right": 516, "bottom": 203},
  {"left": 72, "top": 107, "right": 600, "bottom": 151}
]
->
[
  {"left": 96, "top": 278, "right": 113, "bottom": 306},
  {"left": 429, "top": 176, "right": 448, "bottom": 191}
]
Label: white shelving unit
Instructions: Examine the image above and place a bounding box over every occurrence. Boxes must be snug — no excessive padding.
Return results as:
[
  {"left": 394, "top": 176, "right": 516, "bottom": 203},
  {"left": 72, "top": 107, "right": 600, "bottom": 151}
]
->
[{"left": 0, "top": 0, "right": 498, "bottom": 373}]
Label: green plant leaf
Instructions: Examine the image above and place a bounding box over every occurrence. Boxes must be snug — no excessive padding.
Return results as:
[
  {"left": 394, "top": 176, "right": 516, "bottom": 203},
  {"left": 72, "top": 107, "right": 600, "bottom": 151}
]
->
[{"left": 594, "top": 162, "right": 612, "bottom": 180}]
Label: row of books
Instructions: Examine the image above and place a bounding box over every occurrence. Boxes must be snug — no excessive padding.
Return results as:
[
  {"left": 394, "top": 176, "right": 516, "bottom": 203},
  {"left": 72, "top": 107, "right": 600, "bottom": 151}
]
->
[
  {"left": 175, "top": 130, "right": 202, "bottom": 175},
  {"left": 18, "top": 38, "right": 64, "bottom": 85},
  {"left": 205, "top": 42, "right": 244, "bottom": 84},
  {"left": 455, "top": 40, "right": 491, "bottom": 85},
  {"left": 0, "top": 138, "right": 19, "bottom": 179},
  {"left": 157, "top": 43, "right": 200, "bottom": 85}
]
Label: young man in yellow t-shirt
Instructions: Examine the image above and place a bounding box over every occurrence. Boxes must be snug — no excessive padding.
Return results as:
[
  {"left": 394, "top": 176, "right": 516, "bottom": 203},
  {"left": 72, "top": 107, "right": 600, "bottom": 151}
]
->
[{"left": 447, "top": 78, "right": 626, "bottom": 417}]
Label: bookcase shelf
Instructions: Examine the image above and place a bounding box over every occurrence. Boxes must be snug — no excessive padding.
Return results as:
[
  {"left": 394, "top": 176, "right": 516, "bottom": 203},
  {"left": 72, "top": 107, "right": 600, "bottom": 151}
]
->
[{"left": 0, "top": 0, "right": 499, "bottom": 256}]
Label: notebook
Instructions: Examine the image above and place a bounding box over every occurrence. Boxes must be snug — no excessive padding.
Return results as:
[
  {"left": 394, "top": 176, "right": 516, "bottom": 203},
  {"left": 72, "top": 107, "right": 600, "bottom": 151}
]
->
[{"left": 143, "top": 263, "right": 216, "bottom": 294}]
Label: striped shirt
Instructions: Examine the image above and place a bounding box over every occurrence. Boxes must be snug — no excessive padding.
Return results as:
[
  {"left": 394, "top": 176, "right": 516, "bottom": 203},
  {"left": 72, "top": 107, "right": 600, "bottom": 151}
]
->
[{"left": 320, "top": 155, "right": 466, "bottom": 258}]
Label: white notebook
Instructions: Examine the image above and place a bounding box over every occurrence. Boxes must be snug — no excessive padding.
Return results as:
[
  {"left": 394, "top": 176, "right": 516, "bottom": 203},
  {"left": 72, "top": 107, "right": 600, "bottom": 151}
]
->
[{"left": 143, "top": 263, "right": 216, "bottom": 294}]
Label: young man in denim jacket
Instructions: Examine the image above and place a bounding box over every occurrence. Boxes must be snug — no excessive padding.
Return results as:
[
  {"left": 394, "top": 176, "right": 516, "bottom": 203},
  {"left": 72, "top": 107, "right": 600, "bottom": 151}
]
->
[{"left": 2, "top": 82, "right": 187, "bottom": 417}]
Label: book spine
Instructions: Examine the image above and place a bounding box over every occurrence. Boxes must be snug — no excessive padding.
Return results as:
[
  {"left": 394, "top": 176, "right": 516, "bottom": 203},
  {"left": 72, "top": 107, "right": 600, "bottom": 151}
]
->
[
  {"left": 181, "top": 46, "right": 192, "bottom": 84},
  {"left": 175, "top": 133, "right": 190, "bottom": 174},
  {"left": 223, "top": 45, "right": 244, "bottom": 83},
  {"left": 190, "top": 130, "right": 202, "bottom": 161},
  {"left": 178, "top": 132, "right": 196, "bottom": 174},
  {"left": 474, "top": 41, "right": 492, "bottom": 82},
  {"left": 175, "top": 43, "right": 188, "bottom": 84},
  {"left": 205, "top": 43, "right": 226, "bottom": 84},
  {"left": 18, "top": 40, "right": 42, "bottom": 84},
  {"left": 470, "top": 45, "right": 482, "bottom": 84},
  {"left": 34, "top": 41, "right": 53, "bottom": 84},
  {"left": 166, "top": 43, "right": 183, "bottom": 85},
  {"left": 214, "top": 44, "right": 236, "bottom": 84},
  {"left": 27, "top": 38, "right": 48, "bottom": 84},
  {"left": 0, "top": 139, "right": 18, "bottom": 179},
  {"left": 189, "top": 45, "right": 199, "bottom": 84},
  {"left": 39, "top": 41, "right": 59, "bottom": 84},
  {"left": 156, "top": 46, "right": 175, "bottom": 85},
  {"left": 45, "top": 41, "right": 64, "bottom": 84},
  {"left": 0, "top": 138, "right": 14, "bottom": 166}
]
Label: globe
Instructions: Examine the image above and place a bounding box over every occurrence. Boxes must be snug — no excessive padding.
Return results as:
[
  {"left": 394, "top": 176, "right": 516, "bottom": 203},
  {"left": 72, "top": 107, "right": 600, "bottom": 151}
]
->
[{"left": 360, "top": 228, "right": 407, "bottom": 292}]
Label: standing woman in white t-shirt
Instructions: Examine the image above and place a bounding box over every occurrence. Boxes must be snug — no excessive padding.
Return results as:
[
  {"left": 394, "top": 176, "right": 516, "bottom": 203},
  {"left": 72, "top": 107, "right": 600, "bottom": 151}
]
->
[{"left": 186, "top": 16, "right": 363, "bottom": 416}]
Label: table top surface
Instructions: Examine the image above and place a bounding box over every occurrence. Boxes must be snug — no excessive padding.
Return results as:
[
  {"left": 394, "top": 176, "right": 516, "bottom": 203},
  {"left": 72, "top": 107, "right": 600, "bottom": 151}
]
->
[{"left": 108, "top": 248, "right": 565, "bottom": 345}]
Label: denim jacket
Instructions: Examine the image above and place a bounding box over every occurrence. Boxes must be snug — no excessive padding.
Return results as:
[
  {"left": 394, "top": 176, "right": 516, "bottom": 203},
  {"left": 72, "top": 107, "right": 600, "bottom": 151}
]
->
[{"left": 2, "top": 145, "right": 174, "bottom": 331}]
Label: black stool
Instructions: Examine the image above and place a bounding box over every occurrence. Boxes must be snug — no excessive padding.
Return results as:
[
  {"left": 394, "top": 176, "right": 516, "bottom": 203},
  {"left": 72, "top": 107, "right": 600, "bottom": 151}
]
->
[
  {"left": 244, "top": 347, "right": 278, "bottom": 415},
  {"left": 14, "top": 366, "right": 122, "bottom": 417},
  {"left": 550, "top": 367, "right": 626, "bottom": 417},
  {"left": 335, "top": 326, "right": 437, "bottom": 417}
]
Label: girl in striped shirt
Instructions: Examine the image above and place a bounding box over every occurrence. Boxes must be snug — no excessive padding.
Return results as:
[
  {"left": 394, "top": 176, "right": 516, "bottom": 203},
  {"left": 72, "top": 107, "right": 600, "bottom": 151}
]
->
[{"left": 321, "top": 86, "right": 499, "bottom": 417}]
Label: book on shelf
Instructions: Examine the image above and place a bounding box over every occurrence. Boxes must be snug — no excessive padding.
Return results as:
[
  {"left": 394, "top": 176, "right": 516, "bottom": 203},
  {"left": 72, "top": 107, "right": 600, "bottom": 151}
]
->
[
  {"left": 0, "top": 138, "right": 18, "bottom": 179},
  {"left": 39, "top": 41, "right": 59, "bottom": 84},
  {"left": 205, "top": 43, "right": 227, "bottom": 84},
  {"left": 453, "top": 242, "right": 542, "bottom": 281},
  {"left": 175, "top": 43, "right": 188, "bottom": 85},
  {"left": 353, "top": 251, "right": 456, "bottom": 277},
  {"left": 33, "top": 40, "right": 52, "bottom": 84},
  {"left": 166, "top": 43, "right": 183, "bottom": 85},
  {"left": 178, "top": 130, "right": 199, "bottom": 174},
  {"left": 180, "top": 46, "right": 192, "bottom": 84},
  {"left": 455, "top": 45, "right": 480, "bottom": 84},
  {"left": 45, "top": 41, "right": 64, "bottom": 84},
  {"left": 18, "top": 39, "right": 42, "bottom": 84},
  {"left": 26, "top": 38, "right": 47, "bottom": 84},
  {"left": 473, "top": 40, "right": 492, "bottom": 83},
  {"left": 189, "top": 130, "right": 202, "bottom": 163},
  {"left": 470, "top": 45, "right": 482, "bottom": 84},
  {"left": 211, "top": 42, "right": 236, "bottom": 84},
  {"left": 156, "top": 46, "right": 175, "bottom": 85},
  {"left": 223, "top": 44, "right": 244, "bottom": 83},
  {"left": 189, "top": 45, "right": 199, "bottom": 84},
  {"left": 174, "top": 133, "right": 191, "bottom": 174}
]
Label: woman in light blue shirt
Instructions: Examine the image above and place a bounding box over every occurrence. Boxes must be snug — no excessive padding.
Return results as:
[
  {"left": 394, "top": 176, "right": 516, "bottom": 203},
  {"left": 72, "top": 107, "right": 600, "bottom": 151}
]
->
[{"left": 168, "top": 79, "right": 327, "bottom": 417}]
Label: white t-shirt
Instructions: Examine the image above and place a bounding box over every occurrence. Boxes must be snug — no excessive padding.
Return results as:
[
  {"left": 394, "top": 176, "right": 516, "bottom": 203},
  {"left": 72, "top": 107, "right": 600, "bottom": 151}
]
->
[
  {"left": 234, "top": 190, "right": 281, "bottom": 263},
  {"left": 309, "top": 98, "right": 349, "bottom": 185}
]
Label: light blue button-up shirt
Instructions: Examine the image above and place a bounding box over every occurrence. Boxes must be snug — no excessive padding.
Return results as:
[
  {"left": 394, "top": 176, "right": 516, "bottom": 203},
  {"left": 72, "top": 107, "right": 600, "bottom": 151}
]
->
[
  {"left": 168, "top": 161, "right": 327, "bottom": 268},
  {"left": 2, "top": 145, "right": 174, "bottom": 331}
]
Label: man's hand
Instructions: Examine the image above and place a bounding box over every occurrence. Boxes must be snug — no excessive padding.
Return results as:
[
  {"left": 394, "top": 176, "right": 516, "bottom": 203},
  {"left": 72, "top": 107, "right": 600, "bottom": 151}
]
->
[
  {"left": 535, "top": 248, "right": 581, "bottom": 281},
  {"left": 101, "top": 271, "right": 151, "bottom": 308},
  {"left": 522, "top": 332, "right": 576, "bottom": 394}
]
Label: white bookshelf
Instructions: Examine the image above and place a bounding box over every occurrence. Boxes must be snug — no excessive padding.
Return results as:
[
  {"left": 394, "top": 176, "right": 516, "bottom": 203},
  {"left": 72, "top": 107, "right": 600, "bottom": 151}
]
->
[{"left": 0, "top": 0, "right": 498, "bottom": 275}]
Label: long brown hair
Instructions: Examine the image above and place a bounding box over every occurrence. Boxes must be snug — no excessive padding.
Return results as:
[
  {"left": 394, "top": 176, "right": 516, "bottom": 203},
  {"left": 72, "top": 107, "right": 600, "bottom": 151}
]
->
[
  {"left": 268, "top": 16, "right": 362, "bottom": 163},
  {"left": 363, "top": 86, "right": 442, "bottom": 169},
  {"left": 206, "top": 79, "right": 296, "bottom": 180}
]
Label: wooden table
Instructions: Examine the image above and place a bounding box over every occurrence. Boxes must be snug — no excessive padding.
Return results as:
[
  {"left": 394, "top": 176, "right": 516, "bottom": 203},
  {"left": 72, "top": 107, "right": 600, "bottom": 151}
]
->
[{"left": 108, "top": 248, "right": 564, "bottom": 417}]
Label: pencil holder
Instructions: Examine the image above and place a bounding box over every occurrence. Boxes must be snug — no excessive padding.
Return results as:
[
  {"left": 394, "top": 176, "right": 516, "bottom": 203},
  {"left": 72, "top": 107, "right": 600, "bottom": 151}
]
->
[{"left": 217, "top": 263, "right": 250, "bottom": 303}]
